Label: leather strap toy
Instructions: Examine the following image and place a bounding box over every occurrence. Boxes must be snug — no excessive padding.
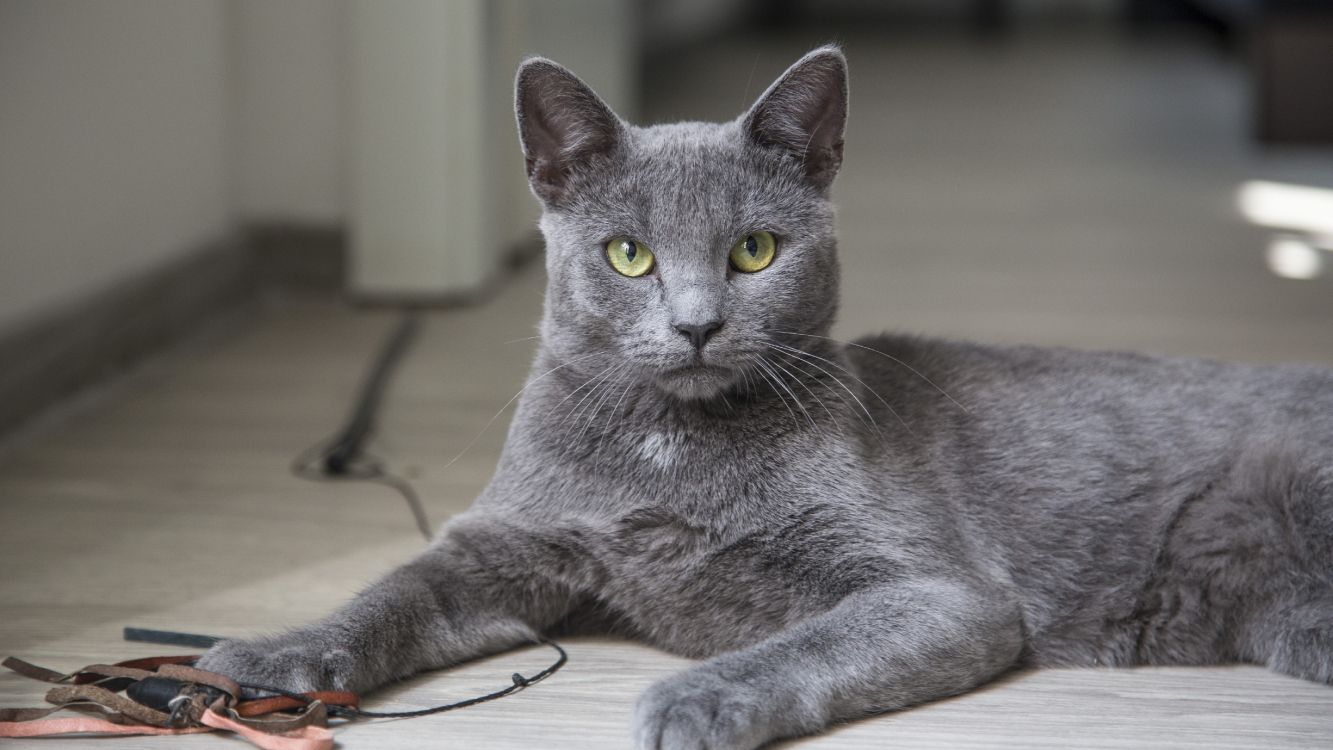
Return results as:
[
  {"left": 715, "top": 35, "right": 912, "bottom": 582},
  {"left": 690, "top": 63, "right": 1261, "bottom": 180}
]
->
[
  {"left": 0, "top": 655, "right": 350, "bottom": 750},
  {"left": 0, "top": 639, "right": 565, "bottom": 748}
]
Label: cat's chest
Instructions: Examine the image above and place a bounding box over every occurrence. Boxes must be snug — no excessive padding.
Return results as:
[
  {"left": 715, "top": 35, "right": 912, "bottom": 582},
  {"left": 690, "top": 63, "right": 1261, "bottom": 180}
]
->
[
  {"left": 628, "top": 430, "right": 690, "bottom": 472},
  {"left": 499, "top": 399, "right": 895, "bottom": 653},
  {"left": 550, "top": 418, "right": 789, "bottom": 506},
  {"left": 551, "top": 436, "right": 890, "bottom": 655},
  {"left": 583, "top": 495, "right": 894, "bottom": 655}
]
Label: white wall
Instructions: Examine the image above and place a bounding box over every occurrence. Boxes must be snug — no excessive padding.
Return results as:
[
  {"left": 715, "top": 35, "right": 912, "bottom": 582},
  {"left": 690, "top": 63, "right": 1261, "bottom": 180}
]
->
[
  {"left": 0, "top": 0, "right": 646, "bottom": 329},
  {"left": 347, "top": 0, "right": 490, "bottom": 296},
  {"left": 230, "top": 0, "right": 346, "bottom": 224},
  {"left": 0, "top": 0, "right": 232, "bottom": 333}
]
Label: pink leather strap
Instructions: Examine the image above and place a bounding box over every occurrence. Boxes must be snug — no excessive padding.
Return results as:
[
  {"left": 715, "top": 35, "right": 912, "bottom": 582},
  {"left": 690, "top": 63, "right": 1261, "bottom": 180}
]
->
[
  {"left": 200, "top": 709, "right": 335, "bottom": 750},
  {"left": 0, "top": 711, "right": 333, "bottom": 750},
  {"left": 0, "top": 716, "right": 212, "bottom": 738}
]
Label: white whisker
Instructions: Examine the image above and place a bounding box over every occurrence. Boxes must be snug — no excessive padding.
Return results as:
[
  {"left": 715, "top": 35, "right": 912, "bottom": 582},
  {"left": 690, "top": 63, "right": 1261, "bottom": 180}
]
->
[
  {"left": 439, "top": 350, "right": 604, "bottom": 472},
  {"left": 556, "top": 361, "right": 627, "bottom": 460},
  {"left": 745, "top": 355, "right": 801, "bottom": 431},
  {"left": 755, "top": 356, "right": 815, "bottom": 429},
  {"left": 769, "top": 330, "right": 970, "bottom": 413},
  {"left": 766, "top": 353, "right": 835, "bottom": 427},
  {"left": 768, "top": 341, "right": 913, "bottom": 438},
  {"left": 769, "top": 347, "right": 870, "bottom": 434},
  {"left": 569, "top": 363, "right": 632, "bottom": 458},
  {"left": 594, "top": 369, "right": 638, "bottom": 460}
]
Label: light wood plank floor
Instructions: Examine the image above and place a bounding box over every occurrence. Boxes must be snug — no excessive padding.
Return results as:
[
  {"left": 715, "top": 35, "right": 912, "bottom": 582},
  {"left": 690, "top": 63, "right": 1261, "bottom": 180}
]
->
[{"left": 3, "top": 27, "right": 1332, "bottom": 750}]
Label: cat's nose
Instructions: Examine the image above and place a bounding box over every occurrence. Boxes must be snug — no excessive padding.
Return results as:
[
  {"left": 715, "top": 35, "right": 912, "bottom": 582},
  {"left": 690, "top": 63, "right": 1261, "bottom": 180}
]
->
[{"left": 674, "top": 320, "right": 723, "bottom": 351}]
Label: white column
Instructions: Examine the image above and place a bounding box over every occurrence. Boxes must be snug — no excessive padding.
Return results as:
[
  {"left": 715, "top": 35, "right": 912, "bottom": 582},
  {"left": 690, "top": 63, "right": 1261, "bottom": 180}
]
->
[
  {"left": 346, "top": 0, "right": 635, "bottom": 301},
  {"left": 347, "top": 0, "right": 489, "bottom": 299}
]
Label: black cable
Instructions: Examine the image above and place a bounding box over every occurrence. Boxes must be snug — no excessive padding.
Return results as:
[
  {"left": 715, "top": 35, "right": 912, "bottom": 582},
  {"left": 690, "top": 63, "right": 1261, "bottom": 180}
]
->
[
  {"left": 291, "top": 312, "right": 433, "bottom": 540},
  {"left": 240, "top": 641, "right": 568, "bottom": 721},
  {"left": 321, "top": 313, "right": 421, "bottom": 475}
]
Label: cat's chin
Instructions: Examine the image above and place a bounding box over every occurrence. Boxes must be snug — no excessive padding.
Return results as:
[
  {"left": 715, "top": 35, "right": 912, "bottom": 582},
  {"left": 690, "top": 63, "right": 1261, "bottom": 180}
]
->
[{"left": 656, "top": 364, "right": 737, "bottom": 401}]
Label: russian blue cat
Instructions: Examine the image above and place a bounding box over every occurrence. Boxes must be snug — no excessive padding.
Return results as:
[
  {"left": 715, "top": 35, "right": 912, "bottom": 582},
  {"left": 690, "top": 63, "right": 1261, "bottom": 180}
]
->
[{"left": 199, "top": 47, "right": 1333, "bottom": 748}]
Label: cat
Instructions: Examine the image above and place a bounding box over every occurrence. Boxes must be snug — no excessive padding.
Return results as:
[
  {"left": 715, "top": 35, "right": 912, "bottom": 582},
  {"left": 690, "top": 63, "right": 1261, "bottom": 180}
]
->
[{"left": 198, "top": 46, "right": 1333, "bottom": 749}]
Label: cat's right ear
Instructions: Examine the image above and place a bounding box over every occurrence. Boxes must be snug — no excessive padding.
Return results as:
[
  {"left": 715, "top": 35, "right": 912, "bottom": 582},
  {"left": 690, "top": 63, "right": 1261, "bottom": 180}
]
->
[{"left": 515, "top": 58, "right": 623, "bottom": 207}]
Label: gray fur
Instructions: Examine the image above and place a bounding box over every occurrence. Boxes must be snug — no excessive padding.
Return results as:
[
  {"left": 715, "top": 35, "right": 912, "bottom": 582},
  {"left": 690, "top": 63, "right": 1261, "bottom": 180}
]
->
[{"left": 198, "top": 47, "right": 1333, "bottom": 748}]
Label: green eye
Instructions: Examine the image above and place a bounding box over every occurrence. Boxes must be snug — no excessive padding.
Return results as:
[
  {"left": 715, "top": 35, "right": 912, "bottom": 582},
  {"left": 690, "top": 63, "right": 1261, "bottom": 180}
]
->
[
  {"left": 607, "top": 237, "right": 654, "bottom": 277},
  {"left": 729, "top": 231, "right": 777, "bottom": 273}
]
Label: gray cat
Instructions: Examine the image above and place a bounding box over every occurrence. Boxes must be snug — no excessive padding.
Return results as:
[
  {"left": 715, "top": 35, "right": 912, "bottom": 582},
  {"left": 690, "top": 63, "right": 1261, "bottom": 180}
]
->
[{"left": 198, "top": 47, "right": 1333, "bottom": 748}]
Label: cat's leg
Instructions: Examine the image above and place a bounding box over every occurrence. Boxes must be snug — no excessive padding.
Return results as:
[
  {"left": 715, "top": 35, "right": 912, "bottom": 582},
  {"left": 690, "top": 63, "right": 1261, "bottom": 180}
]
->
[
  {"left": 633, "top": 577, "right": 1023, "bottom": 750},
  {"left": 1238, "top": 499, "right": 1333, "bottom": 684},
  {"left": 1249, "top": 597, "right": 1333, "bottom": 684},
  {"left": 195, "top": 513, "right": 582, "bottom": 694},
  {"left": 1227, "top": 449, "right": 1333, "bottom": 683}
]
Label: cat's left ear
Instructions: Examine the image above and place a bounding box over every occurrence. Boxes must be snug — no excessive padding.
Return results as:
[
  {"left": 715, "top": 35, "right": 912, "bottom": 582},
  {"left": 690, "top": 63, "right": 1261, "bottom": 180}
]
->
[
  {"left": 742, "top": 46, "right": 848, "bottom": 190},
  {"left": 515, "top": 57, "right": 624, "bottom": 207}
]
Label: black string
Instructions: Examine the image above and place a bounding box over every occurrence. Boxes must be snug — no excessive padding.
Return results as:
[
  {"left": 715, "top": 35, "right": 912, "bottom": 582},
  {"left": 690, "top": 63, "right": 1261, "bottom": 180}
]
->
[
  {"left": 290, "top": 439, "right": 432, "bottom": 541},
  {"left": 239, "top": 641, "right": 568, "bottom": 721},
  {"left": 291, "top": 312, "right": 433, "bottom": 541}
]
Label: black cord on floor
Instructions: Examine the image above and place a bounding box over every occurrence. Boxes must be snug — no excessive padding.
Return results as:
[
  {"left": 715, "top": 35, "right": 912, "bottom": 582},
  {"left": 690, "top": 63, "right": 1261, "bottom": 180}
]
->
[
  {"left": 291, "top": 312, "right": 433, "bottom": 541},
  {"left": 118, "top": 629, "right": 569, "bottom": 723},
  {"left": 241, "top": 641, "right": 568, "bottom": 721}
]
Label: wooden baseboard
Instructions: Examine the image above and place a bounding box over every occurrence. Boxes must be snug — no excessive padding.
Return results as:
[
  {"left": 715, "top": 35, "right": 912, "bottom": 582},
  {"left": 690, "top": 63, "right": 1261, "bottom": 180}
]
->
[
  {"left": 0, "top": 238, "right": 258, "bottom": 436},
  {"left": 0, "top": 223, "right": 543, "bottom": 438},
  {"left": 0, "top": 223, "right": 355, "bottom": 438},
  {"left": 246, "top": 222, "right": 347, "bottom": 290}
]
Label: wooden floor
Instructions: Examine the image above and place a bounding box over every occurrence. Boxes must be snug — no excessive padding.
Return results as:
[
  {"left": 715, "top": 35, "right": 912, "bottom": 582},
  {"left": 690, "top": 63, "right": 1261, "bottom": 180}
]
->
[{"left": 3, "top": 27, "right": 1332, "bottom": 750}]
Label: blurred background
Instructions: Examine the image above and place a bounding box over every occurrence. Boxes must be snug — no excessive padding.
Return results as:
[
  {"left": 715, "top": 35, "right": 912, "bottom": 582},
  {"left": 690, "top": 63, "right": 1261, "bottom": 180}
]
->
[{"left": 3, "top": 0, "right": 1333, "bottom": 439}]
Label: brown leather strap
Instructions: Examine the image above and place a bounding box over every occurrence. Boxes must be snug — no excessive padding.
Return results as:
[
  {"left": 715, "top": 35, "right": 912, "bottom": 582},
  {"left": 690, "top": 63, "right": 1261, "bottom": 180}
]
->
[
  {"left": 0, "top": 702, "right": 141, "bottom": 725},
  {"left": 72, "top": 654, "right": 199, "bottom": 684},
  {"left": 2, "top": 652, "right": 344, "bottom": 749},
  {"left": 0, "top": 706, "right": 66, "bottom": 722},
  {"left": 2, "top": 656, "right": 70, "bottom": 683},
  {"left": 79, "top": 664, "right": 156, "bottom": 682},
  {"left": 45, "top": 685, "right": 172, "bottom": 727},
  {"left": 235, "top": 691, "right": 359, "bottom": 718}
]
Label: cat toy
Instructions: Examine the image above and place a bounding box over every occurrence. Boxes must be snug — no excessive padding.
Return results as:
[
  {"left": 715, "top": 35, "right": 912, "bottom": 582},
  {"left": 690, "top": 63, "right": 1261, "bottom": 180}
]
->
[
  {"left": 0, "top": 653, "right": 342, "bottom": 749},
  {"left": 0, "top": 630, "right": 567, "bottom": 749}
]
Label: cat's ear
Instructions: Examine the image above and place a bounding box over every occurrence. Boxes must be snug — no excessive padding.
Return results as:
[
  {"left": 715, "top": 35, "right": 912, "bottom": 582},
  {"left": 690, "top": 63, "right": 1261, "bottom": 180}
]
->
[
  {"left": 515, "top": 57, "right": 623, "bottom": 206},
  {"left": 742, "top": 46, "right": 848, "bottom": 190}
]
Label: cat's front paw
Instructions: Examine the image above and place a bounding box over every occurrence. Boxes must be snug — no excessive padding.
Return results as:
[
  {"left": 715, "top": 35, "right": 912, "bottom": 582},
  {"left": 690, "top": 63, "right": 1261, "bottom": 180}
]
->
[
  {"left": 195, "top": 634, "right": 358, "bottom": 694},
  {"left": 633, "top": 666, "right": 811, "bottom": 750}
]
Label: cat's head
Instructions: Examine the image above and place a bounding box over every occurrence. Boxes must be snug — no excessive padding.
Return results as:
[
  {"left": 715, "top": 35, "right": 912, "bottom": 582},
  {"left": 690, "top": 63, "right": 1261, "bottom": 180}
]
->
[{"left": 516, "top": 47, "right": 847, "bottom": 401}]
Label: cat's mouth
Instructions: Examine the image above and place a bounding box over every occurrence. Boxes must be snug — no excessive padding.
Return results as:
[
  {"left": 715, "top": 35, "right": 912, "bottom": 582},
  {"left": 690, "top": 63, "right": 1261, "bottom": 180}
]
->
[{"left": 657, "top": 363, "right": 737, "bottom": 400}]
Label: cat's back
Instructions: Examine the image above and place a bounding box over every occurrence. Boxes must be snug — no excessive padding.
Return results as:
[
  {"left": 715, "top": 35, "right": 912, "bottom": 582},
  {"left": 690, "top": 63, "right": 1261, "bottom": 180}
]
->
[
  {"left": 847, "top": 332, "right": 1333, "bottom": 447},
  {"left": 846, "top": 334, "right": 1333, "bottom": 663},
  {"left": 846, "top": 331, "right": 1333, "bottom": 561}
]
